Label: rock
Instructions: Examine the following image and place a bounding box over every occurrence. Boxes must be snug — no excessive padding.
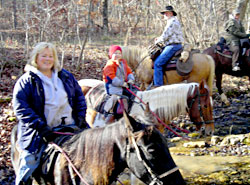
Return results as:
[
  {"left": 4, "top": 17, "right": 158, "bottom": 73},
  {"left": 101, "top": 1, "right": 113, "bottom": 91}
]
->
[
  {"left": 211, "top": 136, "right": 221, "bottom": 145},
  {"left": 170, "top": 137, "right": 181, "bottom": 142},
  {"left": 243, "top": 138, "right": 250, "bottom": 145},
  {"left": 183, "top": 141, "right": 206, "bottom": 148},
  {"left": 208, "top": 172, "right": 229, "bottom": 183},
  {"left": 220, "top": 135, "right": 247, "bottom": 146},
  {"left": 188, "top": 132, "right": 199, "bottom": 138},
  {"left": 179, "top": 122, "right": 185, "bottom": 128}
]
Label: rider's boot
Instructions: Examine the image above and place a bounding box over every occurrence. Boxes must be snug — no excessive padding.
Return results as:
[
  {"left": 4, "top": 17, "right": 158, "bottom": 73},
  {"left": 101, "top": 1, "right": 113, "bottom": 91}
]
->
[{"left": 232, "top": 62, "right": 240, "bottom": 71}]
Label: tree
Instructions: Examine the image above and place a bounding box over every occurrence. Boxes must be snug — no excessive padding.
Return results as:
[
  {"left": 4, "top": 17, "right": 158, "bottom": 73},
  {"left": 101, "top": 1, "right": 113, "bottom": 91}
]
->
[
  {"left": 102, "top": 0, "right": 108, "bottom": 34},
  {"left": 236, "top": 0, "right": 249, "bottom": 21},
  {"left": 12, "top": 0, "right": 17, "bottom": 29}
]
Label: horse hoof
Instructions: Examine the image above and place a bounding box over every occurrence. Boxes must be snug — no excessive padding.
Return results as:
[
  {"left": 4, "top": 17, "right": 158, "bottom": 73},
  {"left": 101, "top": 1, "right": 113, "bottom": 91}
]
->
[{"left": 221, "top": 93, "right": 230, "bottom": 106}]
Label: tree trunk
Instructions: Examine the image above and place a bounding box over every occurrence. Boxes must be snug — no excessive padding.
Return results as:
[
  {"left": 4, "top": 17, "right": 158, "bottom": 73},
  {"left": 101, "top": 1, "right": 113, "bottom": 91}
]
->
[
  {"left": 78, "top": 0, "right": 93, "bottom": 67},
  {"left": 0, "top": 0, "right": 3, "bottom": 9},
  {"left": 25, "top": 3, "right": 29, "bottom": 59},
  {"left": 102, "top": 0, "right": 108, "bottom": 34},
  {"left": 146, "top": 0, "right": 151, "bottom": 29},
  {"left": 236, "top": 0, "right": 249, "bottom": 21},
  {"left": 12, "top": 0, "right": 17, "bottom": 29}
]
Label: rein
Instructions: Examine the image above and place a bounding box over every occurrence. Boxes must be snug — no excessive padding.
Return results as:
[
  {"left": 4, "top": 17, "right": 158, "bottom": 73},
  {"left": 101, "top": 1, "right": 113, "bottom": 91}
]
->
[
  {"left": 215, "top": 50, "right": 232, "bottom": 58},
  {"left": 124, "top": 119, "right": 179, "bottom": 185},
  {"left": 127, "top": 87, "right": 189, "bottom": 140},
  {"left": 51, "top": 143, "right": 90, "bottom": 185},
  {"left": 187, "top": 87, "right": 214, "bottom": 125}
]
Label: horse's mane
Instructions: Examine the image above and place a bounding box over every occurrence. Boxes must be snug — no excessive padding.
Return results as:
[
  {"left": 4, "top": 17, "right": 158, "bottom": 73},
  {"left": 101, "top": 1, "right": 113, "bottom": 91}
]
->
[
  {"left": 86, "top": 83, "right": 106, "bottom": 109},
  {"left": 61, "top": 121, "right": 127, "bottom": 185},
  {"left": 137, "top": 83, "right": 198, "bottom": 122},
  {"left": 121, "top": 46, "right": 149, "bottom": 68}
]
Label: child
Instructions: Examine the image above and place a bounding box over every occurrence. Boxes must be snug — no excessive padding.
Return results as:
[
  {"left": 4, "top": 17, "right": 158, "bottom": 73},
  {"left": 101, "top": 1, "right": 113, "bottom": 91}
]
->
[{"left": 103, "top": 45, "right": 135, "bottom": 122}]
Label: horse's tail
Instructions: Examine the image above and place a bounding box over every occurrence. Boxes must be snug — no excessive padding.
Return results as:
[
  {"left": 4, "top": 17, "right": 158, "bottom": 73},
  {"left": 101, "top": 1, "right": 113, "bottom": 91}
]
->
[{"left": 206, "top": 54, "right": 215, "bottom": 95}]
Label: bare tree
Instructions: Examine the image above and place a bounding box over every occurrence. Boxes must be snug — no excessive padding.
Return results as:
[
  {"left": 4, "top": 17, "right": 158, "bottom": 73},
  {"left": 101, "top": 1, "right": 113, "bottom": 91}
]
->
[
  {"left": 12, "top": 0, "right": 17, "bottom": 29},
  {"left": 102, "top": 0, "right": 108, "bottom": 34},
  {"left": 78, "top": 0, "right": 93, "bottom": 67},
  {"left": 236, "top": 0, "right": 249, "bottom": 21}
]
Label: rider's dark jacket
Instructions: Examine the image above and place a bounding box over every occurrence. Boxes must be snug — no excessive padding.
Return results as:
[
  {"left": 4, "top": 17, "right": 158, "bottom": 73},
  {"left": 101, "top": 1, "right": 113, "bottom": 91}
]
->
[
  {"left": 13, "top": 69, "right": 87, "bottom": 153},
  {"left": 224, "top": 16, "right": 248, "bottom": 46}
]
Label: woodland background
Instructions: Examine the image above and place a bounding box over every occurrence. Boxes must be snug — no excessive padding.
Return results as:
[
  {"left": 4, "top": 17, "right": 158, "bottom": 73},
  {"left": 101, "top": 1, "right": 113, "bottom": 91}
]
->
[{"left": 0, "top": 0, "right": 249, "bottom": 68}]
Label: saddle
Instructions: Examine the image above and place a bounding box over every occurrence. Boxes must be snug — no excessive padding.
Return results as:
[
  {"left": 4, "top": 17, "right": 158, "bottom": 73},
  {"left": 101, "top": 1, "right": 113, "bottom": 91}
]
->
[
  {"left": 152, "top": 48, "right": 199, "bottom": 76},
  {"left": 216, "top": 37, "right": 250, "bottom": 57},
  {"left": 97, "top": 87, "right": 137, "bottom": 119}
]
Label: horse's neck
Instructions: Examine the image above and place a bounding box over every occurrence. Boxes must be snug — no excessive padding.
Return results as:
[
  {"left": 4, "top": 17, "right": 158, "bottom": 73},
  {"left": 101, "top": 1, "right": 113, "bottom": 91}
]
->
[
  {"left": 131, "top": 88, "right": 188, "bottom": 121},
  {"left": 123, "top": 47, "right": 146, "bottom": 68}
]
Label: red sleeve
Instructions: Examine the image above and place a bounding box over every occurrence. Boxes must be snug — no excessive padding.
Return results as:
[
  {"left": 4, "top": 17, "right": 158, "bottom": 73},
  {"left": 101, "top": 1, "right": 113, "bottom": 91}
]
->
[{"left": 103, "top": 61, "right": 117, "bottom": 82}]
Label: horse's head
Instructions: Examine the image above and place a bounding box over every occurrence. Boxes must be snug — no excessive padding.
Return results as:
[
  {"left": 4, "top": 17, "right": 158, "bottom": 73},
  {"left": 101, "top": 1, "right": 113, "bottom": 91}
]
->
[
  {"left": 123, "top": 111, "right": 185, "bottom": 185},
  {"left": 187, "top": 80, "right": 214, "bottom": 136}
]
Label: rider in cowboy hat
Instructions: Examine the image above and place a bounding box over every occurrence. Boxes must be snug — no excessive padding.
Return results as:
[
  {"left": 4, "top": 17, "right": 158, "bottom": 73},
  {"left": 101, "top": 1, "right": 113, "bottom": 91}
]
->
[{"left": 153, "top": 5, "right": 184, "bottom": 87}]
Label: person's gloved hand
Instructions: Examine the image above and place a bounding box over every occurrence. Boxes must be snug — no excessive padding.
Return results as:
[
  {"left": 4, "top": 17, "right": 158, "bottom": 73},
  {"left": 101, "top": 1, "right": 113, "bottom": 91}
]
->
[
  {"left": 40, "top": 126, "right": 54, "bottom": 143},
  {"left": 122, "top": 82, "right": 129, "bottom": 88},
  {"left": 77, "top": 116, "right": 90, "bottom": 129},
  {"left": 127, "top": 79, "right": 135, "bottom": 84}
]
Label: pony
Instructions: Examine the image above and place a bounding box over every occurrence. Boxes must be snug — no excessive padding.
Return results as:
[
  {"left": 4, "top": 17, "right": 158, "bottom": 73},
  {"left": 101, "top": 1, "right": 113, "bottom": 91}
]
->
[
  {"left": 78, "top": 78, "right": 214, "bottom": 136},
  {"left": 120, "top": 46, "right": 215, "bottom": 96},
  {"left": 11, "top": 111, "right": 186, "bottom": 185},
  {"left": 203, "top": 43, "right": 250, "bottom": 105}
]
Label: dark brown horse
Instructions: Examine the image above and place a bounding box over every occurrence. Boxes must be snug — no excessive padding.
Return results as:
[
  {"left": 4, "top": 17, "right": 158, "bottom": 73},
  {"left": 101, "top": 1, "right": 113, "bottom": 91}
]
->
[
  {"left": 203, "top": 44, "right": 250, "bottom": 105},
  {"left": 11, "top": 111, "right": 185, "bottom": 185}
]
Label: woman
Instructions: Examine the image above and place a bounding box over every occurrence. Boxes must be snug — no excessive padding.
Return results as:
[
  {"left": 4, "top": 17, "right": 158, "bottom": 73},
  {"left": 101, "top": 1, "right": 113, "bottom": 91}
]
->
[{"left": 13, "top": 42, "right": 88, "bottom": 185}]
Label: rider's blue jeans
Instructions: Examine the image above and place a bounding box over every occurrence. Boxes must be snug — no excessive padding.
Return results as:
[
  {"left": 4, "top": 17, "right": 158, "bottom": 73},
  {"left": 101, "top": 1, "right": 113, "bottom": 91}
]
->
[
  {"left": 15, "top": 144, "right": 46, "bottom": 185},
  {"left": 153, "top": 44, "right": 182, "bottom": 86}
]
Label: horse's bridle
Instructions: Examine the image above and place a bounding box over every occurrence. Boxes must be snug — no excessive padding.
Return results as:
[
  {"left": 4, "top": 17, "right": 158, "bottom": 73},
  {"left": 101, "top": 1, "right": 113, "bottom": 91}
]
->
[
  {"left": 187, "top": 87, "right": 214, "bottom": 125},
  {"left": 125, "top": 123, "right": 179, "bottom": 185}
]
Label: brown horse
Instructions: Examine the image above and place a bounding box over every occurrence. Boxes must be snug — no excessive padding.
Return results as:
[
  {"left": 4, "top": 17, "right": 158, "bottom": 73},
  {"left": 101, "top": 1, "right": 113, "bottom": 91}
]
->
[
  {"left": 121, "top": 46, "right": 215, "bottom": 96},
  {"left": 203, "top": 44, "right": 250, "bottom": 105},
  {"left": 11, "top": 111, "right": 185, "bottom": 185},
  {"left": 78, "top": 79, "right": 214, "bottom": 136}
]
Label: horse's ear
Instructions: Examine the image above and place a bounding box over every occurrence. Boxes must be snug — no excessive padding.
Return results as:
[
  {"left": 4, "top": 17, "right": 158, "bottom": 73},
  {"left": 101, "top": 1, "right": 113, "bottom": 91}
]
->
[
  {"left": 123, "top": 110, "right": 141, "bottom": 132},
  {"left": 144, "top": 102, "right": 158, "bottom": 125},
  {"left": 199, "top": 80, "right": 205, "bottom": 89},
  {"left": 199, "top": 80, "right": 205, "bottom": 92}
]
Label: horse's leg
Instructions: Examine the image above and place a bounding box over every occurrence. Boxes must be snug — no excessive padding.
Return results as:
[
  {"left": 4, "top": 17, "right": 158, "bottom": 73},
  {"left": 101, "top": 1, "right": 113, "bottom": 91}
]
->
[
  {"left": 86, "top": 108, "right": 97, "bottom": 128},
  {"left": 216, "top": 71, "right": 223, "bottom": 95},
  {"left": 216, "top": 72, "right": 230, "bottom": 105}
]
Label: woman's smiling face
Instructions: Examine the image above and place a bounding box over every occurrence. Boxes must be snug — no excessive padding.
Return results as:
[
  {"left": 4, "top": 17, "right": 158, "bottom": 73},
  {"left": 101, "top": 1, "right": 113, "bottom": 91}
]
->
[{"left": 36, "top": 48, "right": 54, "bottom": 74}]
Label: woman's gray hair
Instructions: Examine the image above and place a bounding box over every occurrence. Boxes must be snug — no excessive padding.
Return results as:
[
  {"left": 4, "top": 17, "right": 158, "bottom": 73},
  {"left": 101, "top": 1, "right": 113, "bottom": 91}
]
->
[{"left": 27, "top": 42, "right": 62, "bottom": 71}]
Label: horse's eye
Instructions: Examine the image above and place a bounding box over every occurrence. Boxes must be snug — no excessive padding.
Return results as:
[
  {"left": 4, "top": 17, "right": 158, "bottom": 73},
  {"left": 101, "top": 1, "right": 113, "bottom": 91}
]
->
[{"left": 204, "top": 105, "right": 208, "bottom": 109}]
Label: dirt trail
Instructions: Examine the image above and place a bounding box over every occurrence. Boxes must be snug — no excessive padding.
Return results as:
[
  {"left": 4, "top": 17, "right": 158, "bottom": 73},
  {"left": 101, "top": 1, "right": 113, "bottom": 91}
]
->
[{"left": 173, "top": 155, "right": 250, "bottom": 176}]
